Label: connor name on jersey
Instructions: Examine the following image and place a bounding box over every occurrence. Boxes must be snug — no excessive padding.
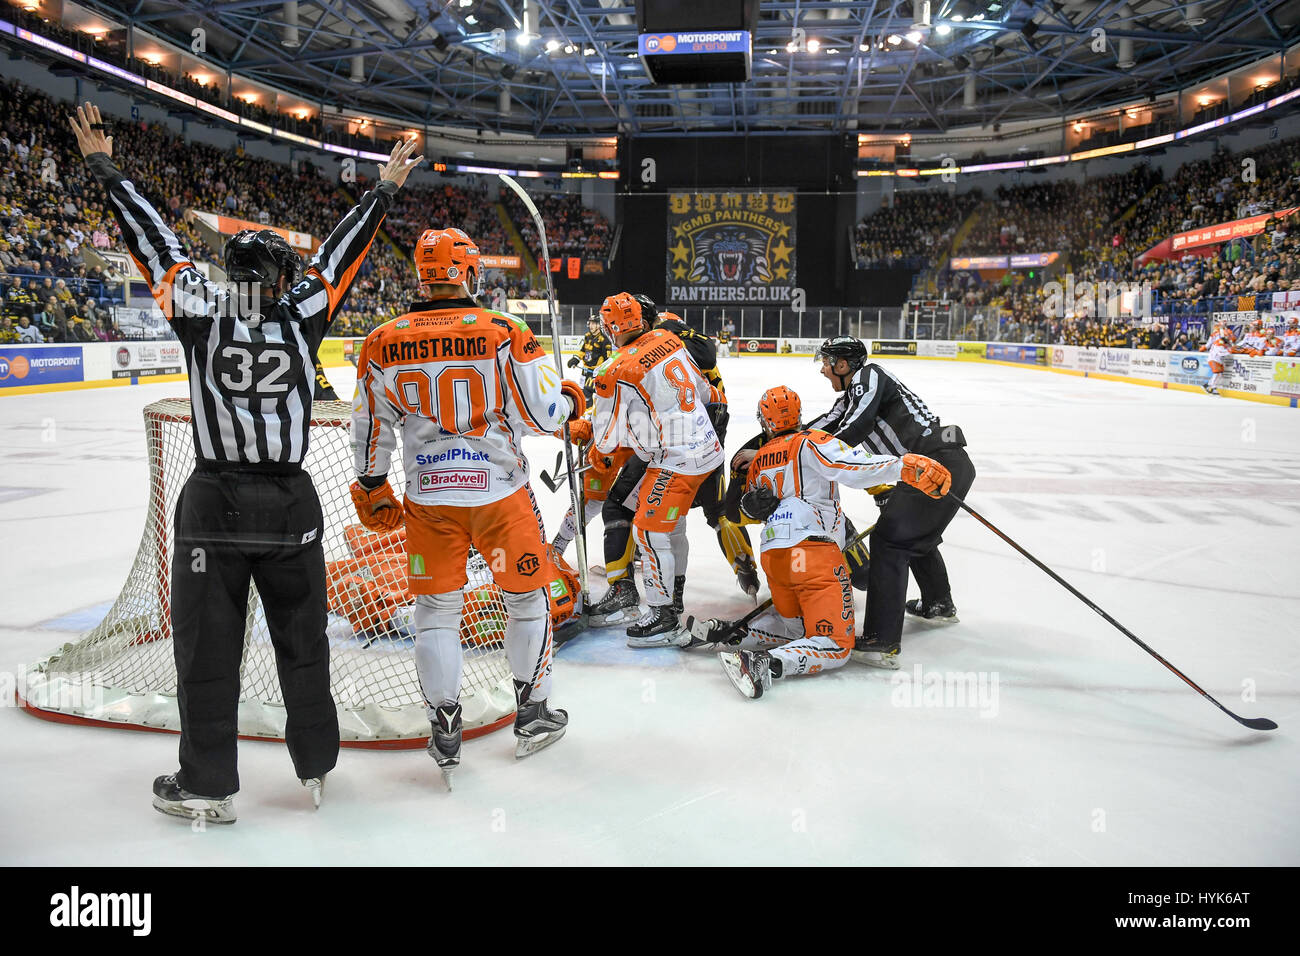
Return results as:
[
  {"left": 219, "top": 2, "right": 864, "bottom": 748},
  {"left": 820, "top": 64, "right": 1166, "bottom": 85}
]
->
[{"left": 746, "top": 429, "right": 904, "bottom": 554}]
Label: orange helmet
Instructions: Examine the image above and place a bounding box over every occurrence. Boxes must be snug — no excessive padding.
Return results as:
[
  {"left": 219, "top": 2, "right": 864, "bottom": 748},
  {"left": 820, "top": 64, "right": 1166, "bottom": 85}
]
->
[
  {"left": 600, "top": 292, "right": 647, "bottom": 338},
  {"left": 414, "top": 228, "right": 480, "bottom": 293},
  {"left": 758, "top": 385, "right": 801, "bottom": 434}
]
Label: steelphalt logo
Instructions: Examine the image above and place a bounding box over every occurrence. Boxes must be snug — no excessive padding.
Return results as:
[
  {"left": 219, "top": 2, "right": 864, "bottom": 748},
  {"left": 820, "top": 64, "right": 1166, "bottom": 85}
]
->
[{"left": 49, "top": 886, "right": 151, "bottom": 936}]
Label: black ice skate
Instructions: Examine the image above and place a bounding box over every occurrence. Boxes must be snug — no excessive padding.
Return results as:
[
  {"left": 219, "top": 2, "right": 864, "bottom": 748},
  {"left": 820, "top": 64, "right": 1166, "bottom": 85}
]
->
[
  {"left": 718, "top": 648, "right": 774, "bottom": 699},
  {"left": 429, "top": 702, "right": 463, "bottom": 789},
  {"left": 683, "top": 614, "right": 745, "bottom": 649},
  {"left": 300, "top": 775, "right": 325, "bottom": 809},
  {"left": 852, "top": 635, "right": 901, "bottom": 669},
  {"left": 152, "top": 773, "right": 236, "bottom": 825},
  {"left": 1202, "top": 383, "right": 1220, "bottom": 396},
  {"left": 513, "top": 682, "right": 568, "bottom": 759},
  {"left": 588, "top": 577, "right": 640, "bottom": 626},
  {"left": 905, "top": 598, "right": 960, "bottom": 624},
  {"left": 626, "top": 603, "right": 689, "bottom": 648}
]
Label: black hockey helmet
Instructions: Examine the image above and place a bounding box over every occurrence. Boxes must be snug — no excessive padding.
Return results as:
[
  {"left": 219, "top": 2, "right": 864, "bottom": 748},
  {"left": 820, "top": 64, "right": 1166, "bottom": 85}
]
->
[
  {"left": 815, "top": 335, "right": 868, "bottom": 371},
  {"left": 223, "top": 229, "right": 303, "bottom": 288},
  {"left": 631, "top": 293, "right": 659, "bottom": 326}
]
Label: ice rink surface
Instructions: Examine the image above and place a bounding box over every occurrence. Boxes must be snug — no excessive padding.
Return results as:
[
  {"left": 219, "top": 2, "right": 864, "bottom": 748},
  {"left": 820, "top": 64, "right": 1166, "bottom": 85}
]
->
[{"left": 1, "top": 355, "right": 1297, "bottom": 866}]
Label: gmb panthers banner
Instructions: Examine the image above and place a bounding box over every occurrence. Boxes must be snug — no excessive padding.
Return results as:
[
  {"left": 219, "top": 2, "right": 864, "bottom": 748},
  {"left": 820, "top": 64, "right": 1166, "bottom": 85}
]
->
[{"left": 666, "top": 191, "right": 797, "bottom": 304}]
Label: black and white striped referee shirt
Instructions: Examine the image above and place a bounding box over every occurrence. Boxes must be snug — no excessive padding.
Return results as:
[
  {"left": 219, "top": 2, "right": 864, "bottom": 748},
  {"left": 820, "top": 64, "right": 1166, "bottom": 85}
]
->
[
  {"left": 807, "top": 362, "right": 964, "bottom": 457},
  {"left": 87, "top": 152, "right": 395, "bottom": 466}
]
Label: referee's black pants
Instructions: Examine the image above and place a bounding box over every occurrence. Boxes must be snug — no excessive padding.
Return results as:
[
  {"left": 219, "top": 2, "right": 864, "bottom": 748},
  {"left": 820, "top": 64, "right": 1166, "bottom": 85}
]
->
[
  {"left": 864, "top": 445, "right": 976, "bottom": 648},
  {"left": 170, "top": 465, "right": 339, "bottom": 797}
]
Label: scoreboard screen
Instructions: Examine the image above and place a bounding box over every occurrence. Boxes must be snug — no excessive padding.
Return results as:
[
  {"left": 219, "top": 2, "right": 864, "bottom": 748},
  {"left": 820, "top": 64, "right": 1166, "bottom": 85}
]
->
[
  {"left": 636, "top": 0, "right": 757, "bottom": 33},
  {"left": 635, "top": 0, "right": 759, "bottom": 83}
]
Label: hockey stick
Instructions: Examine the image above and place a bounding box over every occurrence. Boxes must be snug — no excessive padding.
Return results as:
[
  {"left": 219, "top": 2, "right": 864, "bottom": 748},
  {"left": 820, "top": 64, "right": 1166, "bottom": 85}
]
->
[
  {"left": 539, "top": 459, "right": 596, "bottom": 495},
  {"left": 537, "top": 452, "right": 564, "bottom": 493},
  {"left": 953, "top": 495, "right": 1277, "bottom": 732},
  {"left": 684, "top": 522, "right": 875, "bottom": 649},
  {"left": 498, "top": 173, "right": 589, "bottom": 597}
]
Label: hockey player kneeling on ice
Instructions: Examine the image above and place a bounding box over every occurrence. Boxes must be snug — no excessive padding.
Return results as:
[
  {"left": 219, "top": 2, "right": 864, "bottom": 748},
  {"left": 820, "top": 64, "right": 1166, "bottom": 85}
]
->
[
  {"left": 589, "top": 292, "right": 726, "bottom": 647},
  {"left": 350, "top": 227, "right": 584, "bottom": 787},
  {"left": 707, "top": 386, "right": 951, "bottom": 696}
]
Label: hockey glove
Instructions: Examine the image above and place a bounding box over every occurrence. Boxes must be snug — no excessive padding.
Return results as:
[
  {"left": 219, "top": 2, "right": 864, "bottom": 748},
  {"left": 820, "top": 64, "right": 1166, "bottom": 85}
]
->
[
  {"left": 567, "top": 417, "right": 593, "bottom": 444},
  {"left": 842, "top": 518, "right": 870, "bottom": 591},
  {"left": 567, "top": 356, "right": 580, "bottom": 368},
  {"left": 899, "top": 454, "right": 952, "bottom": 499},
  {"left": 350, "top": 478, "right": 404, "bottom": 532},
  {"left": 730, "top": 448, "right": 758, "bottom": 477},
  {"left": 587, "top": 443, "right": 612, "bottom": 472},
  {"left": 868, "top": 483, "right": 893, "bottom": 509},
  {"left": 740, "top": 485, "right": 781, "bottom": 522},
  {"left": 559, "top": 378, "right": 586, "bottom": 421}
]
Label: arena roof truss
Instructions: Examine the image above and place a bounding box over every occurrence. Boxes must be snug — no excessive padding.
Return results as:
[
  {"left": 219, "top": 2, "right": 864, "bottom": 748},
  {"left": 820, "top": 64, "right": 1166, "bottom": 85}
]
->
[{"left": 62, "top": 0, "right": 1300, "bottom": 137}]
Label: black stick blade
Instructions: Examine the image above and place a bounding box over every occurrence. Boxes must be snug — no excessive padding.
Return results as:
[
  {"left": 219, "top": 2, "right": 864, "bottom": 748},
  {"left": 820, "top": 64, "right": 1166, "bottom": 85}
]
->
[{"left": 1236, "top": 716, "right": 1278, "bottom": 731}]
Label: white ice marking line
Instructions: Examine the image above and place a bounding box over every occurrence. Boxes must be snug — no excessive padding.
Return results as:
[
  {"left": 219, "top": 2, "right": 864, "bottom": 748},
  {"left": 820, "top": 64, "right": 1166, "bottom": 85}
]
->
[
  {"left": 631, "top": 787, "right": 727, "bottom": 828},
  {"left": 1121, "top": 542, "right": 1211, "bottom": 579}
]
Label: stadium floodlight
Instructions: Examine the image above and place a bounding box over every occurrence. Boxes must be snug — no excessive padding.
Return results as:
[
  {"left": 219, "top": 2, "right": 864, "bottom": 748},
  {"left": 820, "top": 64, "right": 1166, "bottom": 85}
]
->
[
  {"left": 807, "top": 38, "right": 821, "bottom": 53},
  {"left": 545, "top": 39, "right": 560, "bottom": 53},
  {"left": 906, "top": 30, "right": 923, "bottom": 44},
  {"left": 936, "top": 23, "right": 952, "bottom": 36},
  {"left": 887, "top": 34, "right": 902, "bottom": 44},
  {"left": 458, "top": 0, "right": 473, "bottom": 6},
  {"left": 517, "top": 0, "right": 537, "bottom": 47}
]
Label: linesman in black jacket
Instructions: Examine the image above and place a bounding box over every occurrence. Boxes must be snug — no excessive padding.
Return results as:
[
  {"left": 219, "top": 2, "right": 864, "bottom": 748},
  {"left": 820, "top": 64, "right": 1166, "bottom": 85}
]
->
[
  {"left": 808, "top": 336, "right": 975, "bottom": 667},
  {"left": 70, "top": 102, "right": 423, "bottom": 823}
]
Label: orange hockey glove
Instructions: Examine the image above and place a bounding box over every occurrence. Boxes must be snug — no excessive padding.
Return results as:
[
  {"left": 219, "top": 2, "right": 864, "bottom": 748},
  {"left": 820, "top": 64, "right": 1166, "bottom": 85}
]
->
[
  {"left": 559, "top": 379, "right": 586, "bottom": 421},
  {"left": 349, "top": 479, "right": 404, "bottom": 532},
  {"left": 567, "top": 418, "right": 593, "bottom": 444},
  {"left": 587, "top": 442, "right": 612, "bottom": 472},
  {"left": 900, "top": 454, "right": 952, "bottom": 499}
]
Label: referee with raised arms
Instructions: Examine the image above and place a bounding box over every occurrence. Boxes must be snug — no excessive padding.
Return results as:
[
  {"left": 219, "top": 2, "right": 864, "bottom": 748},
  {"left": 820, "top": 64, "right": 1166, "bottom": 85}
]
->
[{"left": 69, "top": 102, "right": 423, "bottom": 824}]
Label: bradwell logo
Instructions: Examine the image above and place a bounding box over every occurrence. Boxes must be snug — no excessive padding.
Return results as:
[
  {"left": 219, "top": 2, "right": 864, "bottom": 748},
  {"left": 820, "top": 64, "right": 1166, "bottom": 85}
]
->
[{"left": 418, "top": 468, "right": 489, "bottom": 492}]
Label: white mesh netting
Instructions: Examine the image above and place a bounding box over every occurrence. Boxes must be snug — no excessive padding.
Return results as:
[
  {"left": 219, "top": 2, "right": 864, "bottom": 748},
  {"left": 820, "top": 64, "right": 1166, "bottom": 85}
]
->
[{"left": 22, "top": 398, "right": 515, "bottom": 747}]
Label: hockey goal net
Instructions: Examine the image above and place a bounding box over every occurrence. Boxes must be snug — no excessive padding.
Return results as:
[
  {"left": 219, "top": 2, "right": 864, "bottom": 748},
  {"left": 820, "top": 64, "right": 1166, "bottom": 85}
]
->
[{"left": 20, "top": 398, "right": 515, "bottom": 749}]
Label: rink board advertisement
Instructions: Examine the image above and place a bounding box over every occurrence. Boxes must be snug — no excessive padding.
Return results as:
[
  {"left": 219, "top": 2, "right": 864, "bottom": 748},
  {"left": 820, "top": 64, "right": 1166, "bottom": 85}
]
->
[
  {"left": 110, "top": 342, "right": 184, "bottom": 379},
  {"left": 666, "top": 191, "right": 797, "bottom": 304},
  {"left": 6, "top": 340, "right": 1298, "bottom": 405},
  {"left": 0, "top": 346, "right": 84, "bottom": 389},
  {"left": 986, "top": 343, "right": 1046, "bottom": 365},
  {"left": 871, "top": 340, "right": 918, "bottom": 356},
  {"left": 735, "top": 337, "right": 778, "bottom": 354}
]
